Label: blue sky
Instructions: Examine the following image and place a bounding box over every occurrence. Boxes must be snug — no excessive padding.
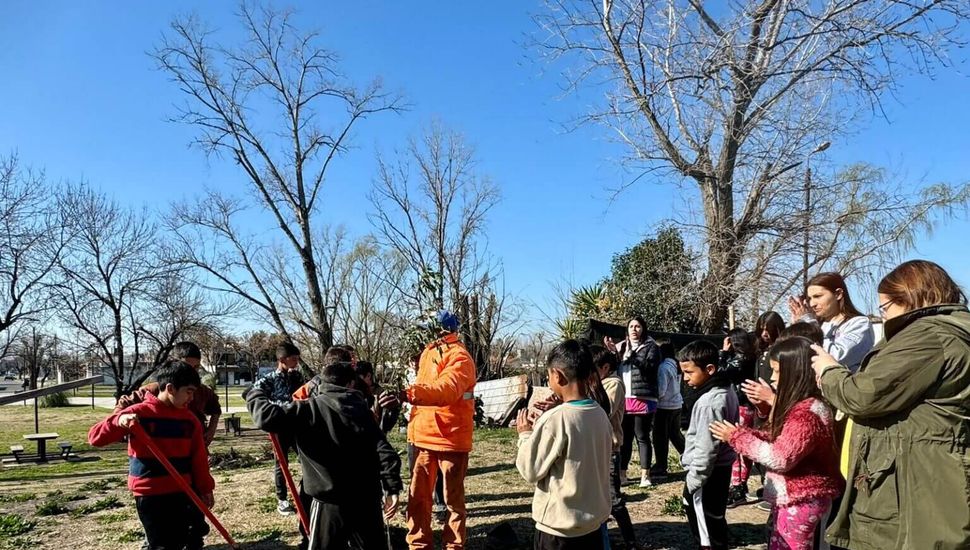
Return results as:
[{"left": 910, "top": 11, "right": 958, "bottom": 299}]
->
[{"left": 2, "top": 2, "right": 968, "bottom": 327}]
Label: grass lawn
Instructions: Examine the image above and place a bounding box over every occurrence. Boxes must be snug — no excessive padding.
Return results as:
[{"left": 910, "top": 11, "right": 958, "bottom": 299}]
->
[{"left": 0, "top": 405, "right": 768, "bottom": 549}]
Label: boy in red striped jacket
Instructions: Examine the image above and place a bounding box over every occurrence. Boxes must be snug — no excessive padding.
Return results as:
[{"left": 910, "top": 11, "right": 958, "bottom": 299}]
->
[{"left": 88, "top": 361, "right": 215, "bottom": 550}]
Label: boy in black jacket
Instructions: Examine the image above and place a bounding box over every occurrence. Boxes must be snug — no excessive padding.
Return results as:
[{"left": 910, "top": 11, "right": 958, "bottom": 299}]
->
[{"left": 247, "top": 361, "right": 402, "bottom": 550}]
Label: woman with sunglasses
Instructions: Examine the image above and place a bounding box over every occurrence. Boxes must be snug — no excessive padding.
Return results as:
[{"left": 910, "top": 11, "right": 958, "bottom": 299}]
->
[{"left": 812, "top": 260, "right": 970, "bottom": 549}]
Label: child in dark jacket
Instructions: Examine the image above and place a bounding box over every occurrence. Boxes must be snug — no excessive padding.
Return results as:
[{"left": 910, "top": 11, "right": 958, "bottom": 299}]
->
[
  {"left": 719, "top": 329, "right": 759, "bottom": 506},
  {"left": 88, "top": 361, "right": 215, "bottom": 550},
  {"left": 247, "top": 361, "right": 402, "bottom": 550}
]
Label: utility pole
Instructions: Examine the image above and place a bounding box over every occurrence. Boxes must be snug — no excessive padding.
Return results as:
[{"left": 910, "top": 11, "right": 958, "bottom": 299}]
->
[{"left": 803, "top": 141, "right": 831, "bottom": 289}]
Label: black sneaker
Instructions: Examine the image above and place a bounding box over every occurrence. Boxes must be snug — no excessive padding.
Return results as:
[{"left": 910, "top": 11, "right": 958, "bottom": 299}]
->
[{"left": 725, "top": 485, "right": 748, "bottom": 508}]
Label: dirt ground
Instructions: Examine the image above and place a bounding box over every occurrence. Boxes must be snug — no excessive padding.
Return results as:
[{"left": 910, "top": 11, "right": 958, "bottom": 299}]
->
[{"left": 0, "top": 405, "right": 768, "bottom": 549}]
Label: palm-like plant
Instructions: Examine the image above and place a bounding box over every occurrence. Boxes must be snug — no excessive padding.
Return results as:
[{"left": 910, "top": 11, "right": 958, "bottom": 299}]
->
[{"left": 568, "top": 285, "right": 608, "bottom": 319}]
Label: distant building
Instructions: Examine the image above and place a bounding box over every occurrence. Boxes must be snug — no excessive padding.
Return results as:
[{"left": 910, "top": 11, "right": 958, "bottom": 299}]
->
[
  {"left": 201, "top": 349, "right": 274, "bottom": 386},
  {"left": 94, "top": 352, "right": 155, "bottom": 387}
]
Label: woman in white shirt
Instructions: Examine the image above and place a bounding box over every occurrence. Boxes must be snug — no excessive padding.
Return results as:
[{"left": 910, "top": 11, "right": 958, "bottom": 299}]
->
[{"left": 789, "top": 272, "right": 874, "bottom": 372}]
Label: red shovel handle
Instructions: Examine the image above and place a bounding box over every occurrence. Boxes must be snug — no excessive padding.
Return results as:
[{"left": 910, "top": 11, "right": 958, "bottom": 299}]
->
[
  {"left": 130, "top": 422, "right": 239, "bottom": 549},
  {"left": 269, "top": 433, "right": 310, "bottom": 534}
]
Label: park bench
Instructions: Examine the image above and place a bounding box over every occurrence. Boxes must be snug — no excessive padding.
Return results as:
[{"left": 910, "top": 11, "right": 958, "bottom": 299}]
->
[
  {"left": 58, "top": 442, "right": 73, "bottom": 458},
  {"left": 9, "top": 445, "right": 24, "bottom": 463}
]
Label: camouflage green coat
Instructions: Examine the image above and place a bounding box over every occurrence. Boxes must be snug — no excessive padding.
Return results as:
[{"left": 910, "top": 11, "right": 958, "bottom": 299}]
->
[{"left": 820, "top": 304, "right": 970, "bottom": 550}]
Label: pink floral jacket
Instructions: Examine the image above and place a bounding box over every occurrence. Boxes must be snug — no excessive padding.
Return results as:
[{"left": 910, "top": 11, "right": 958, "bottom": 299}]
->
[{"left": 728, "top": 398, "right": 844, "bottom": 506}]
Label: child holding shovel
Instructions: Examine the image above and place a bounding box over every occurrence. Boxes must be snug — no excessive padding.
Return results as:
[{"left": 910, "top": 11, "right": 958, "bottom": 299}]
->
[
  {"left": 247, "top": 360, "right": 402, "bottom": 549},
  {"left": 88, "top": 361, "right": 216, "bottom": 550}
]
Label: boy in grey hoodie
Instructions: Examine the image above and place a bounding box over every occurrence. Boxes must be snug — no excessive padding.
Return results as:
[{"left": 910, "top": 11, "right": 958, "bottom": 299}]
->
[{"left": 678, "top": 340, "right": 739, "bottom": 550}]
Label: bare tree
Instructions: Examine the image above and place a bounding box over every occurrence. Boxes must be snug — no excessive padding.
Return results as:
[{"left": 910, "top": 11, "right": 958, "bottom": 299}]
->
[
  {"left": 167, "top": 193, "right": 295, "bottom": 341},
  {"left": 0, "top": 327, "right": 19, "bottom": 365},
  {"left": 320, "top": 231, "right": 409, "bottom": 365},
  {"left": 369, "top": 122, "right": 523, "bottom": 378},
  {"left": 155, "top": 4, "right": 405, "bottom": 353},
  {"left": 370, "top": 122, "right": 500, "bottom": 308},
  {"left": 54, "top": 185, "right": 163, "bottom": 398},
  {"left": 536, "top": 0, "right": 970, "bottom": 330},
  {"left": 741, "top": 164, "right": 970, "bottom": 314},
  {"left": 17, "top": 327, "right": 57, "bottom": 390},
  {"left": 238, "top": 330, "right": 283, "bottom": 380},
  {"left": 186, "top": 324, "right": 231, "bottom": 370},
  {"left": 0, "top": 154, "right": 69, "bottom": 338},
  {"left": 519, "top": 332, "right": 552, "bottom": 368},
  {"left": 127, "top": 273, "right": 236, "bottom": 388}
]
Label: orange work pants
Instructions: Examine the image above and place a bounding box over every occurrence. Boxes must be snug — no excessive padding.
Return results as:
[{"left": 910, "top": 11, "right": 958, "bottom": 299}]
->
[{"left": 406, "top": 447, "right": 469, "bottom": 549}]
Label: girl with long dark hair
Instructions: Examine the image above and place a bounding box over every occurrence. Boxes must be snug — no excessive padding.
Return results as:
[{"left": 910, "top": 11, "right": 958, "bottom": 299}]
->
[{"left": 712, "top": 337, "right": 843, "bottom": 550}]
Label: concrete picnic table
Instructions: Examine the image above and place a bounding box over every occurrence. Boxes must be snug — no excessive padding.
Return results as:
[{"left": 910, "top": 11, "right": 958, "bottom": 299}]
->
[{"left": 23, "top": 432, "right": 59, "bottom": 462}]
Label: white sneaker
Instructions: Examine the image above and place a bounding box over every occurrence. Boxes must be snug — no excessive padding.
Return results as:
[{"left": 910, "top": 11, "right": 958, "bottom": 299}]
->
[
  {"left": 639, "top": 472, "right": 652, "bottom": 488},
  {"left": 277, "top": 499, "right": 295, "bottom": 515}
]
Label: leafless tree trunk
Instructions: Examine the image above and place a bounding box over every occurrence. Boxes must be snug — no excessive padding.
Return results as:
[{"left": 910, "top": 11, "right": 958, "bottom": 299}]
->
[
  {"left": 371, "top": 122, "right": 500, "bottom": 307},
  {"left": 18, "top": 327, "right": 55, "bottom": 390},
  {"left": 0, "top": 154, "right": 69, "bottom": 338},
  {"left": 155, "top": 4, "right": 404, "bottom": 353},
  {"left": 54, "top": 185, "right": 163, "bottom": 399},
  {"left": 536, "top": 0, "right": 970, "bottom": 330}
]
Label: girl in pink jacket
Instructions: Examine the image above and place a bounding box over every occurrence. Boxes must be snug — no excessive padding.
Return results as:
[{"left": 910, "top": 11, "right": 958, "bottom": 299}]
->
[{"left": 711, "top": 336, "right": 844, "bottom": 550}]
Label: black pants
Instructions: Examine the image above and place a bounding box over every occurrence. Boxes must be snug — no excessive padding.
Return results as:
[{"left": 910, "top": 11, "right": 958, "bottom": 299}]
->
[
  {"left": 407, "top": 443, "right": 444, "bottom": 506},
  {"left": 298, "top": 481, "right": 313, "bottom": 550},
  {"left": 307, "top": 498, "right": 387, "bottom": 550},
  {"left": 534, "top": 527, "right": 604, "bottom": 550},
  {"left": 135, "top": 492, "right": 209, "bottom": 550},
  {"left": 621, "top": 412, "right": 654, "bottom": 472},
  {"left": 684, "top": 465, "right": 730, "bottom": 550},
  {"left": 651, "top": 408, "right": 685, "bottom": 476},
  {"left": 609, "top": 452, "right": 637, "bottom": 544},
  {"left": 274, "top": 431, "right": 299, "bottom": 501}
]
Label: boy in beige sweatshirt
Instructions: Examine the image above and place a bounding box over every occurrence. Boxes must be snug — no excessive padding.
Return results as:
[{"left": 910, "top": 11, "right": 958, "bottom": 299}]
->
[{"left": 515, "top": 340, "right": 612, "bottom": 549}]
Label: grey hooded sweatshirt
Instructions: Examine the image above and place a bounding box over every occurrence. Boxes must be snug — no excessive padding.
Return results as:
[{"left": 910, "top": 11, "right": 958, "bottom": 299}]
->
[{"left": 681, "top": 372, "right": 739, "bottom": 494}]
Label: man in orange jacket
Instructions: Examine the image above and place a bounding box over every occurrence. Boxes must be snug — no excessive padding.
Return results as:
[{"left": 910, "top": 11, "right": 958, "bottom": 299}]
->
[{"left": 400, "top": 310, "right": 476, "bottom": 550}]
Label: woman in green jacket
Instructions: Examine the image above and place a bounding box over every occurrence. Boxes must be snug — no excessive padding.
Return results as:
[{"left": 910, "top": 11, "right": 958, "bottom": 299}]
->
[{"left": 812, "top": 260, "right": 970, "bottom": 550}]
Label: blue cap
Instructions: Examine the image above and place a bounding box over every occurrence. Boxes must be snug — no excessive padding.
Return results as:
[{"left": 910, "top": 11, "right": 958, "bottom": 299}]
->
[{"left": 436, "top": 310, "right": 459, "bottom": 333}]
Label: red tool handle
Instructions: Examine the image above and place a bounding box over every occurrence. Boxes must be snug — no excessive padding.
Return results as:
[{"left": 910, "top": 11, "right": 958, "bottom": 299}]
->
[
  {"left": 130, "top": 422, "right": 239, "bottom": 549},
  {"left": 269, "top": 433, "right": 310, "bottom": 534}
]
